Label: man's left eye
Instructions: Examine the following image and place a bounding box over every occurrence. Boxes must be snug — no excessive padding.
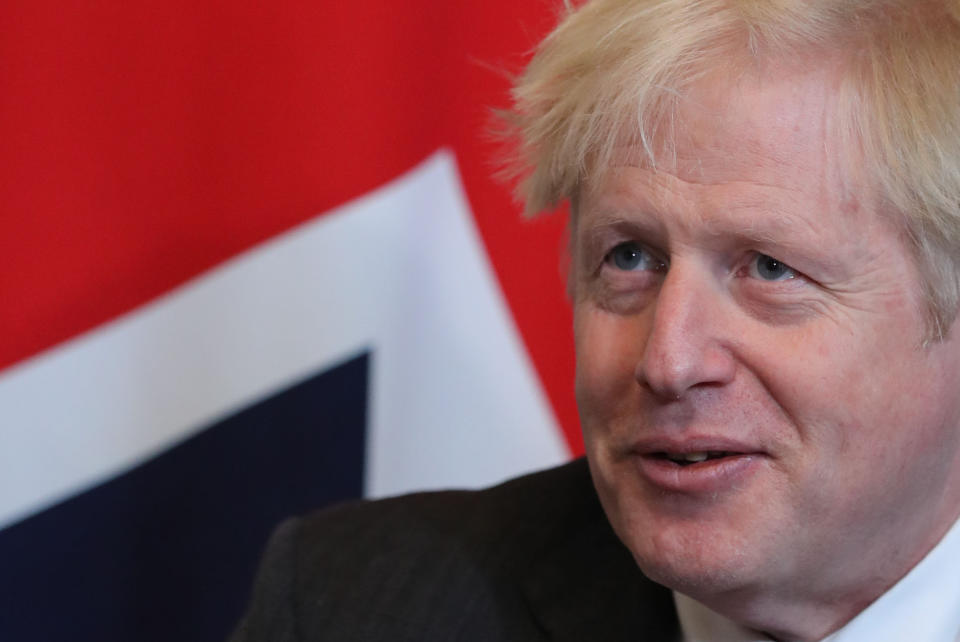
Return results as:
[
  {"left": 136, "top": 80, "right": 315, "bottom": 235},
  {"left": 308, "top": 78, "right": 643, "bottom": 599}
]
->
[{"left": 750, "top": 254, "right": 797, "bottom": 281}]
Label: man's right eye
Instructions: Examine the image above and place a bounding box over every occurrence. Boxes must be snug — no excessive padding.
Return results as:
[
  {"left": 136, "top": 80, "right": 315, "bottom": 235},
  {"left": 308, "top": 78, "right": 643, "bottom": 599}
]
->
[{"left": 605, "top": 242, "right": 664, "bottom": 272}]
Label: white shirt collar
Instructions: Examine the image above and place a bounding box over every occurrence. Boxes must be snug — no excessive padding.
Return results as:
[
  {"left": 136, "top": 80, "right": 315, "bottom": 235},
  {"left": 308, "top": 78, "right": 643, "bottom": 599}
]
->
[{"left": 674, "top": 514, "right": 960, "bottom": 641}]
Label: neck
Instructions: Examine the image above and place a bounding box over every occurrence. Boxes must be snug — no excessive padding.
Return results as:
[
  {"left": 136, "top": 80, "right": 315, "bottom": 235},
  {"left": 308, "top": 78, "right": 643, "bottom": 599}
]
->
[
  {"left": 704, "top": 587, "right": 875, "bottom": 641},
  {"left": 687, "top": 508, "right": 960, "bottom": 641}
]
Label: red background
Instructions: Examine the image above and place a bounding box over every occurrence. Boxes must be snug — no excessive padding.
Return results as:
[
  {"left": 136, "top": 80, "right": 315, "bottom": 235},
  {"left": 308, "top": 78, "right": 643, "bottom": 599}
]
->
[{"left": 1, "top": 1, "right": 583, "bottom": 454}]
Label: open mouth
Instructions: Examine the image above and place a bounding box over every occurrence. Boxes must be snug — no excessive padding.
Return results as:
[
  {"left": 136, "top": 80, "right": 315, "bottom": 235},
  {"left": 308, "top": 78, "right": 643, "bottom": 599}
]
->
[
  {"left": 635, "top": 446, "right": 762, "bottom": 491},
  {"left": 653, "top": 451, "right": 738, "bottom": 466}
]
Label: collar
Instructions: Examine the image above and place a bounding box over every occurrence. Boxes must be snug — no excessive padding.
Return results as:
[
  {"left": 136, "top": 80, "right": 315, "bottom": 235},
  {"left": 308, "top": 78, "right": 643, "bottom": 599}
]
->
[{"left": 675, "top": 514, "right": 960, "bottom": 641}]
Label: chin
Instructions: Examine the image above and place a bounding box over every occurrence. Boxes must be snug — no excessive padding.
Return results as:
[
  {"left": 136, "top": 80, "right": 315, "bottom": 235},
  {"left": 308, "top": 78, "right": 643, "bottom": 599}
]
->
[
  {"left": 597, "top": 474, "right": 775, "bottom": 597},
  {"left": 629, "top": 532, "right": 757, "bottom": 596},
  {"left": 637, "top": 519, "right": 746, "bottom": 582}
]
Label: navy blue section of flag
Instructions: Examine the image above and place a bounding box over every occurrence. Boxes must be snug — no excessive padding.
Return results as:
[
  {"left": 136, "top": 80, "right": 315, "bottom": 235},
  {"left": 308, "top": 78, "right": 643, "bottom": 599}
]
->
[{"left": 0, "top": 352, "right": 370, "bottom": 642}]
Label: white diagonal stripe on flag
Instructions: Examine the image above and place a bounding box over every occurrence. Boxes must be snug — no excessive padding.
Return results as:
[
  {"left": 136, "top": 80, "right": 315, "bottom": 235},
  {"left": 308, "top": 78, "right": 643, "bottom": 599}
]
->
[{"left": 0, "top": 150, "right": 568, "bottom": 530}]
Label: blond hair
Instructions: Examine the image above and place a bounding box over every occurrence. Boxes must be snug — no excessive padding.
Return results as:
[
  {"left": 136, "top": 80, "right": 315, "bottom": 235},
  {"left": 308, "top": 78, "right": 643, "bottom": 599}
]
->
[{"left": 508, "top": 0, "right": 960, "bottom": 338}]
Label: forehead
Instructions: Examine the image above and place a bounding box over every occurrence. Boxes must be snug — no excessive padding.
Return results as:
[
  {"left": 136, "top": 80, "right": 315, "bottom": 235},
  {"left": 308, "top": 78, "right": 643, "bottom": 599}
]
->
[
  {"left": 677, "top": 64, "right": 835, "bottom": 168},
  {"left": 580, "top": 63, "right": 868, "bottom": 229}
]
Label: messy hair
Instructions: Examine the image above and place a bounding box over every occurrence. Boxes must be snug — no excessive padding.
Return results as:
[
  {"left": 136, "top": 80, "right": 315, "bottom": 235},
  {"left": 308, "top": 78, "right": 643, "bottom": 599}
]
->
[{"left": 508, "top": 0, "right": 960, "bottom": 338}]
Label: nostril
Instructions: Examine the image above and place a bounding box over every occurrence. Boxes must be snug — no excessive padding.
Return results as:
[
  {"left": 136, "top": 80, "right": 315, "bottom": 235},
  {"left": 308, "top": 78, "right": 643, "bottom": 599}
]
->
[{"left": 636, "top": 342, "right": 736, "bottom": 400}]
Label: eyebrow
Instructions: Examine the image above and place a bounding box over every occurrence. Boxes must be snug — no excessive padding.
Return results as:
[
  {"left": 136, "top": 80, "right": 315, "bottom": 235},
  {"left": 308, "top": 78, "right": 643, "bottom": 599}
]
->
[{"left": 579, "top": 205, "right": 805, "bottom": 246}]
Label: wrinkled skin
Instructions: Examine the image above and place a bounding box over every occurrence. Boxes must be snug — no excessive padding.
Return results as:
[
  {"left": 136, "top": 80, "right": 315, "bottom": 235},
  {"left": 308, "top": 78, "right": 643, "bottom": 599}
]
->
[{"left": 573, "top": 64, "right": 960, "bottom": 639}]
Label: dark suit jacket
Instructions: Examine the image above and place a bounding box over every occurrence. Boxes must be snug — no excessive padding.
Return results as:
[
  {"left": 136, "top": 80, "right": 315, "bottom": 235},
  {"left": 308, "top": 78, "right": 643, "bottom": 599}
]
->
[{"left": 230, "top": 458, "right": 680, "bottom": 641}]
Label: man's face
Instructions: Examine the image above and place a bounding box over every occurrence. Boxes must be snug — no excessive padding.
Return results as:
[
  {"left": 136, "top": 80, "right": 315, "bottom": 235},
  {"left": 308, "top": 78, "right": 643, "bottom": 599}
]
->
[{"left": 573, "top": 66, "right": 960, "bottom": 618}]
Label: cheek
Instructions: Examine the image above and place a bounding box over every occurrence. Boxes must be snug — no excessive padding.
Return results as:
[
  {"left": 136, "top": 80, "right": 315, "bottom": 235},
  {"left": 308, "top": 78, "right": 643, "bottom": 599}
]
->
[
  {"left": 574, "top": 307, "right": 646, "bottom": 420},
  {"left": 757, "top": 313, "right": 950, "bottom": 487}
]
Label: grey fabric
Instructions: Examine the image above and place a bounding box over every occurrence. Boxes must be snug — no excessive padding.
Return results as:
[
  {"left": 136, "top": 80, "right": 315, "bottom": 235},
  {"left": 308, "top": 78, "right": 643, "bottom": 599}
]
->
[{"left": 230, "top": 458, "right": 679, "bottom": 641}]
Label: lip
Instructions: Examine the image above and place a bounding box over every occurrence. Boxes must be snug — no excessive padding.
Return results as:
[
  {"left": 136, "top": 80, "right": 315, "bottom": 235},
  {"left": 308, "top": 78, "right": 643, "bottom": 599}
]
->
[{"left": 629, "top": 436, "right": 766, "bottom": 494}]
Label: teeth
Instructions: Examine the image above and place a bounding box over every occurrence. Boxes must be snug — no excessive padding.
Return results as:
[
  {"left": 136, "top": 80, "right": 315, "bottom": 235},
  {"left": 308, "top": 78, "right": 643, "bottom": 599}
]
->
[
  {"left": 666, "top": 451, "right": 709, "bottom": 463},
  {"left": 663, "top": 451, "right": 734, "bottom": 464}
]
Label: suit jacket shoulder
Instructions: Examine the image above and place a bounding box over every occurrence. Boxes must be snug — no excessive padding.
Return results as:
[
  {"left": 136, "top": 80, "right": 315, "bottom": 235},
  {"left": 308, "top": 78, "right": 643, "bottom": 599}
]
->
[{"left": 230, "top": 458, "right": 678, "bottom": 642}]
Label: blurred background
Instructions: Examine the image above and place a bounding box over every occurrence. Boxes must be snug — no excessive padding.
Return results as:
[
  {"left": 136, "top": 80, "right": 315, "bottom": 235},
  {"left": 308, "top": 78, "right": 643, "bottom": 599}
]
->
[{"left": 0, "top": 0, "right": 583, "bottom": 639}]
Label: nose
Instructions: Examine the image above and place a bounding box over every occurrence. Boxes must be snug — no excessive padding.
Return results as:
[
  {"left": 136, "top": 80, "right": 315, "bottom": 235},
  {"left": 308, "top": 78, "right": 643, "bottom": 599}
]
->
[{"left": 635, "top": 263, "right": 736, "bottom": 400}]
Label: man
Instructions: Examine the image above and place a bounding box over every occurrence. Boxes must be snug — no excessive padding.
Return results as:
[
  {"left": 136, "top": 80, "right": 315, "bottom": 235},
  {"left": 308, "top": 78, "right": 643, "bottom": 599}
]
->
[{"left": 232, "top": 1, "right": 960, "bottom": 639}]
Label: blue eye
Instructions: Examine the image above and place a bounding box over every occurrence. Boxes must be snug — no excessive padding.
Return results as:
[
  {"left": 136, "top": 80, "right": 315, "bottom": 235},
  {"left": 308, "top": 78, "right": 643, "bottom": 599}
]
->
[
  {"left": 607, "top": 242, "right": 662, "bottom": 272},
  {"left": 752, "top": 254, "right": 796, "bottom": 281}
]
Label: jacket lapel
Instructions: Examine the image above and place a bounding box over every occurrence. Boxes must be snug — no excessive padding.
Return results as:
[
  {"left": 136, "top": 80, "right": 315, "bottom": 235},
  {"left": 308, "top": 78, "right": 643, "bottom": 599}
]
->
[{"left": 519, "top": 481, "right": 680, "bottom": 641}]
